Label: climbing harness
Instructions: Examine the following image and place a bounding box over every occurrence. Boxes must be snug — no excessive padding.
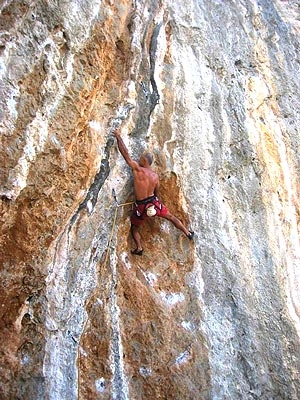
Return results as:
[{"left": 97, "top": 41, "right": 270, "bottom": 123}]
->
[{"left": 133, "top": 195, "right": 162, "bottom": 220}]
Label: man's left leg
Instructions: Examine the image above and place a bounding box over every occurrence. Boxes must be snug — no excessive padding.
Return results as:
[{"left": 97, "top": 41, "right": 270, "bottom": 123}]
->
[{"left": 130, "top": 224, "right": 143, "bottom": 255}]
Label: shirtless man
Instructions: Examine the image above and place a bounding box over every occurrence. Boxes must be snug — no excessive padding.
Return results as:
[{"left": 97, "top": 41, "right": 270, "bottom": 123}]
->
[{"left": 114, "top": 129, "right": 194, "bottom": 255}]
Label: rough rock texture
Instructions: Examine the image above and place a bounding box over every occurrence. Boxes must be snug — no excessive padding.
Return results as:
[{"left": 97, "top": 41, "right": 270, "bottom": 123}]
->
[{"left": 1, "top": 0, "right": 300, "bottom": 399}]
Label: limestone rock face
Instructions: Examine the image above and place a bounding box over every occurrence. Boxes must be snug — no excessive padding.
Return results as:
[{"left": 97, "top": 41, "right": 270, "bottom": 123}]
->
[{"left": 1, "top": 0, "right": 300, "bottom": 399}]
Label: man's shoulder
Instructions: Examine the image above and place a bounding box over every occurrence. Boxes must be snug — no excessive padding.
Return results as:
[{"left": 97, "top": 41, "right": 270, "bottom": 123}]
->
[
  {"left": 135, "top": 167, "right": 158, "bottom": 181},
  {"left": 145, "top": 168, "right": 158, "bottom": 177},
  {"left": 131, "top": 160, "right": 141, "bottom": 170}
]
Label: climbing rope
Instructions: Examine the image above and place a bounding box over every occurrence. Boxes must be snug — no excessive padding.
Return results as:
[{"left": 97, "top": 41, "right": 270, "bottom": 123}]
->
[
  {"left": 103, "top": 189, "right": 134, "bottom": 268},
  {"left": 77, "top": 189, "right": 133, "bottom": 399}
]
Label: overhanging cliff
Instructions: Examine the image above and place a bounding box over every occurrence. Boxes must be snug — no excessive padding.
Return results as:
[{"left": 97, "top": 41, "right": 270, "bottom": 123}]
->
[{"left": 0, "top": 1, "right": 300, "bottom": 399}]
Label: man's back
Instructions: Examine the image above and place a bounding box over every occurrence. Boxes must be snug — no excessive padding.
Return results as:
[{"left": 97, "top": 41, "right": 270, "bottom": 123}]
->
[{"left": 133, "top": 167, "right": 159, "bottom": 201}]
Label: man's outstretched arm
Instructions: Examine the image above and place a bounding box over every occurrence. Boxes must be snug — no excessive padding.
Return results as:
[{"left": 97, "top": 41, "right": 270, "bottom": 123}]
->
[{"left": 113, "top": 129, "right": 138, "bottom": 169}]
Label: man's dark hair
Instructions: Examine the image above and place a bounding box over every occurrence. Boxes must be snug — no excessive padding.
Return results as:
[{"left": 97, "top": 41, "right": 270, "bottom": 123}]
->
[{"left": 144, "top": 152, "right": 153, "bottom": 165}]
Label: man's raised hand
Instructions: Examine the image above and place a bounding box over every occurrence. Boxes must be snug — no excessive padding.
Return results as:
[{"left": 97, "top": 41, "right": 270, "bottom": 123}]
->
[{"left": 113, "top": 129, "right": 120, "bottom": 138}]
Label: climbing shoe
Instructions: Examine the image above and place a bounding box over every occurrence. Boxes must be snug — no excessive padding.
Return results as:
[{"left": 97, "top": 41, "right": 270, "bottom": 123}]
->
[
  {"left": 187, "top": 231, "right": 194, "bottom": 240},
  {"left": 131, "top": 248, "right": 143, "bottom": 256}
]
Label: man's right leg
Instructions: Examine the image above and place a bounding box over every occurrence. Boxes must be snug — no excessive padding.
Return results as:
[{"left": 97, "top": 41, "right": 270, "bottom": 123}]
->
[{"left": 162, "top": 212, "right": 194, "bottom": 239}]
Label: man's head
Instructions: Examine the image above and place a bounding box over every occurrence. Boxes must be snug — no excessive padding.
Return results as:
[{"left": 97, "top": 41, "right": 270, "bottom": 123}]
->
[{"left": 139, "top": 152, "right": 153, "bottom": 167}]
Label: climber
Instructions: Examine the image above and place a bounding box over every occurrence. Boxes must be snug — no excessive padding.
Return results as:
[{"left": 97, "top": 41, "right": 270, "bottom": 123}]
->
[{"left": 113, "top": 129, "right": 194, "bottom": 255}]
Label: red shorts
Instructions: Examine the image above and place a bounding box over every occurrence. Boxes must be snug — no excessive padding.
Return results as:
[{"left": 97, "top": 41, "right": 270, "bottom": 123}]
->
[{"left": 130, "top": 196, "right": 169, "bottom": 226}]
